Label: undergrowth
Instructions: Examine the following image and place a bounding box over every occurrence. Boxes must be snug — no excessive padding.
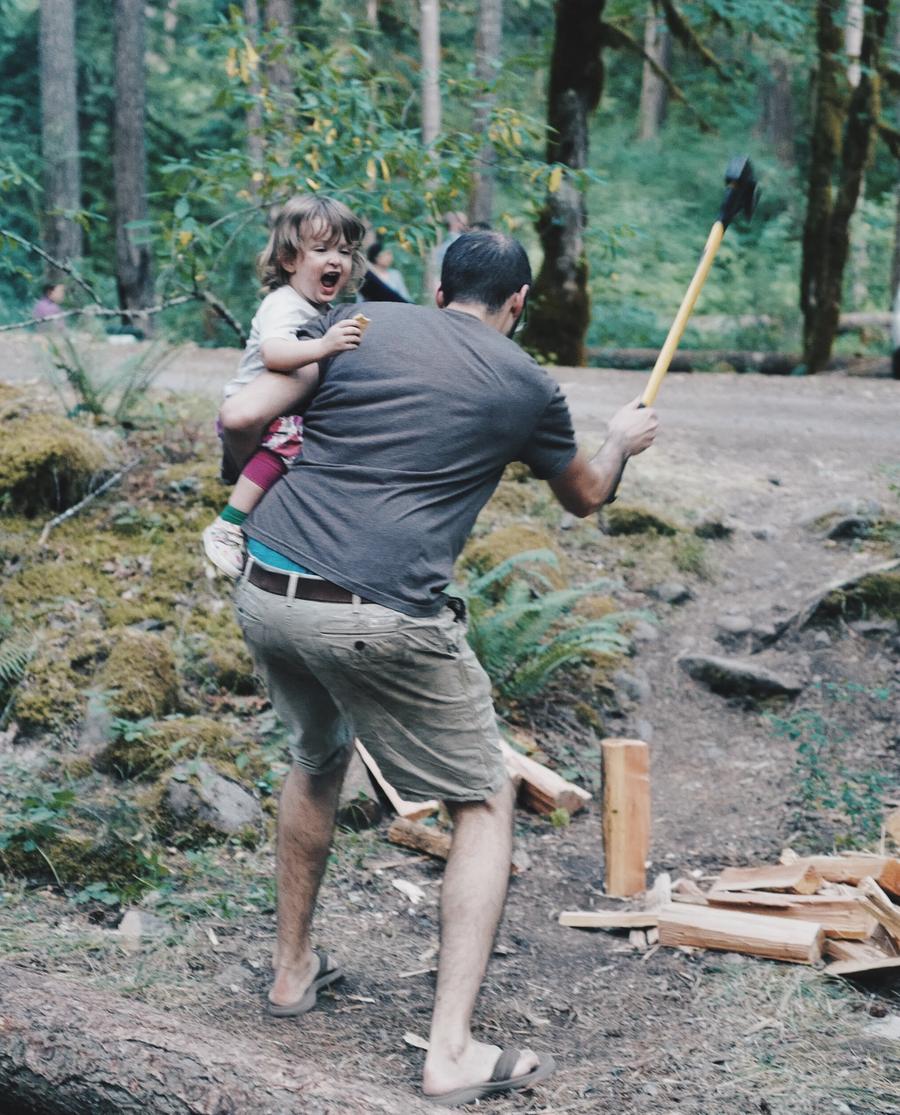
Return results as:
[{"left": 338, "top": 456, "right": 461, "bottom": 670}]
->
[{"left": 769, "top": 680, "right": 894, "bottom": 849}]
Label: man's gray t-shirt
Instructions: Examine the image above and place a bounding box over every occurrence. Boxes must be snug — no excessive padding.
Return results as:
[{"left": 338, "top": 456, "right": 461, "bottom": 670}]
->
[{"left": 244, "top": 302, "right": 577, "bottom": 616}]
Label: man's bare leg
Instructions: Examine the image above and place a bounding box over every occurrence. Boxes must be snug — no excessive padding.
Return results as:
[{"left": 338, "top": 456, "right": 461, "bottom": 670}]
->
[
  {"left": 268, "top": 759, "right": 347, "bottom": 1007},
  {"left": 423, "top": 780, "right": 539, "bottom": 1095}
]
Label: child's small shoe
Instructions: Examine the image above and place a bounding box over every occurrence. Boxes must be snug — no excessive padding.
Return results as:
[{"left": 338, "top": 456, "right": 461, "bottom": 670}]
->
[{"left": 202, "top": 517, "right": 246, "bottom": 579}]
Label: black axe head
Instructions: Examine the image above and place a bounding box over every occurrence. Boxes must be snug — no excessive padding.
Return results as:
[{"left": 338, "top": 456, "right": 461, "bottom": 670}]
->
[{"left": 718, "top": 156, "right": 759, "bottom": 229}]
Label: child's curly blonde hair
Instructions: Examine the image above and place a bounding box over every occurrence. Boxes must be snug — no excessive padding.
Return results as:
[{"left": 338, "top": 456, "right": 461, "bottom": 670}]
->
[{"left": 258, "top": 195, "right": 367, "bottom": 292}]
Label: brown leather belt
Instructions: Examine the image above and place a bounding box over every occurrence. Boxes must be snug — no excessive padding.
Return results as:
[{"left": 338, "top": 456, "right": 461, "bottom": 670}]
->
[{"left": 246, "top": 560, "right": 372, "bottom": 603}]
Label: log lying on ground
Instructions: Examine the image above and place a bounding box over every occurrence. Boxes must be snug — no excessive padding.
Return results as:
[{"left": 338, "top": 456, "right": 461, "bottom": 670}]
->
[
  {"left": 707, "top": 889, "right": 876, "bottom": 939},
  {"left": 600, "top": 738, "right": 650, "bottom": 898},
  {"left": 498, "top": 739, "right": 591, "bottom": 816},
  {"left": 711, "top": 862, "right": 823, "bottom": 895},
  {"left": 585, "top": 348, "right": 890, "bottom": 376},
  {"left": 657, "top": 904, "right": 825, "bottom": 964},
  {"left": 0, "top": 962, "right": 411, "bottom": 1115},
  {"left": 354, "top": 739, "right": 438, "bottom": 821},
  {"left": 780, "top": 850, "right": 900, "bottom": 897},
  {"left": 688, "top": 311, "right": 892, "bottom": 334},
  {"left": 387, "top": 817, "right": 451, "bottom": 859}
]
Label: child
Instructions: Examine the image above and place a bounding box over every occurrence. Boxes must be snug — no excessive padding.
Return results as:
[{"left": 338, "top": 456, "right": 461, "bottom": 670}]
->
[{"left": 203, "top": 194, "right": 367, "bottom": 578}]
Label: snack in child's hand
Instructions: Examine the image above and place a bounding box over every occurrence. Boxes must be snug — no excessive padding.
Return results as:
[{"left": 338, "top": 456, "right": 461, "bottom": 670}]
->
[{"left": 353, "top": 313, "right": 372, "bottom": 335}]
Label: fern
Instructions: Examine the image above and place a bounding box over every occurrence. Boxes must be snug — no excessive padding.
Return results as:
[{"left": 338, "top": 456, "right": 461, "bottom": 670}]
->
[
  {"left": 0, "top": 611, "right": 33, "bottom": 722},
  {"left": 458, "top": 551, "right": 632, "bottom": 705}
]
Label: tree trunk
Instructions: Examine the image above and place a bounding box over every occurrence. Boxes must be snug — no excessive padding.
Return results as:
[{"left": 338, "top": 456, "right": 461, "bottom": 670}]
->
[
  {"left": 758, "top": 54, "right": 796, "bottom": 164},
  {"left": 420, "top": 0, "right": 442, "bottom": 290},
  {"left": 114, "top": 0, "right": 154, "bottom": 330},
  {"left": 468, "top": 0, "right": 503, "bottom": 226},
  {"left": 637, "top": 2, "right": 671, "bottom": 141},
  {"left": 244, "top": 0, "right": 265, "bottom": 194},
  {"left": 522, "top": 0, "right": 606, "bottom": 367},
  {"left": 264, "top": 0, "right": 295, "bottom": 116},
  {"left": 846, "top": 0, "right": 867, "bottom": 308},
  {"left": 800, "top": 0, "right": 889, "bottom": 373},
  {"left": 0, "top": 962, "right": 412, "bottom": 1114},
  {"left": 39, "top": 0, "right": 82, "bottom": 273}
]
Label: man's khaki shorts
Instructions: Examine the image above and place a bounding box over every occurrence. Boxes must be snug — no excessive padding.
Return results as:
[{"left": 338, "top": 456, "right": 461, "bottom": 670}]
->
[{"left": 233, "top": 578, "right": 508, "bottom": 803}]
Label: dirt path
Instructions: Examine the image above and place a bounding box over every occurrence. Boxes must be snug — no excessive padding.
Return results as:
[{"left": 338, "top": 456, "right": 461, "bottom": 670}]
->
[{"left": 3, "top": 338, "right": 899, "bottom": 1112}]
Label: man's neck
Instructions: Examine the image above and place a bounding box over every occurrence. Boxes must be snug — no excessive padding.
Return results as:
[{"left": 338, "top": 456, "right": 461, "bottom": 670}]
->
[{"left": 444, "top": 301, "right": 508, "bottom": 334}]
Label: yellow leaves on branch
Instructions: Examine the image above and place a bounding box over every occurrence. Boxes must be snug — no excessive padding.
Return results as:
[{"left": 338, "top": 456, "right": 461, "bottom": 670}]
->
[
  {"left": 177, "top": 230, "right": 193, "bottom": 247},
  {"left": 224, "top": 39, "right": 259, "bottom": 84},
  {"left": 548, "top": 166, "right": 563, "bottom": 193}
]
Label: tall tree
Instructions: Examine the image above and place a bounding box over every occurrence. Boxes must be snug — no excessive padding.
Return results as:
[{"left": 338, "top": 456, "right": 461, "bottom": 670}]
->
[
  {"left": 637, "top": 2, "right": 671, "bottom": 141},
  {"left": 38, "top": 0, "right": 82, "bottom": 273},
  {"left": 800, "top": 0, "right": 890, "bottom": 373},
  {"left": 114, "top": 0, "right": 154, "bottom": 326},
  {"left": 522, "top": 0, "right": 606, "bottom": 367},
  {"left": 468, "top": 0, "right": 503, "bottom": 225},
  {"left": 420, "top": 0, "right": 441, "bottom": 289},
  {"left": 758, "top": 53, "right": 796, "bottom": 164},
  {"left": 244, "top": 0, "right": 265, "bottom": 193},
  {"left": 264, "top": 0, "right": 294, "bottom": 110}
]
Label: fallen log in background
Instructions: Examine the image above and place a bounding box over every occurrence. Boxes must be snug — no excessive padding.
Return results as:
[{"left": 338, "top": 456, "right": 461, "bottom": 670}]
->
[
  {"left": 0, "top": 963, "right": 412, "bottom": 1115},
  {"left": 586, "top": 348, "right": 890, "bottom": 376}
]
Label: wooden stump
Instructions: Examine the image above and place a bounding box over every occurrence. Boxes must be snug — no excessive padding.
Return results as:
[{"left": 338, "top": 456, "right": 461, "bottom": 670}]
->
[{"left": 600, "top": 738, "right": 650, "bottom": 897}]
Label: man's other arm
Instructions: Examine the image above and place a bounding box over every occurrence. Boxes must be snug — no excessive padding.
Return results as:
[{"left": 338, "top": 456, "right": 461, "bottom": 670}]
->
[{"left": 549, "top": 398, "right": 658, "bottom": 517}]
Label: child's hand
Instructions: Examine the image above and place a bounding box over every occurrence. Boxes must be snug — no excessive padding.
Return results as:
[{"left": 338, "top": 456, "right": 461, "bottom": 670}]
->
[{"left": 321, "top": 319, "right": 362, "bottom": 356}]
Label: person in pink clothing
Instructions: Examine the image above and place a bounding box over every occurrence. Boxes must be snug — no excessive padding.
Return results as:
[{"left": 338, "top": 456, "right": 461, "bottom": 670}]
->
[{"left": 32, "top": 283, "right": 66, "bottom": 330}]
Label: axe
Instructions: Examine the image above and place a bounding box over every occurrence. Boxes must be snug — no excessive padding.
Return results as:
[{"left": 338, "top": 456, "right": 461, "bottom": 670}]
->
[
  {"left": 604, "top": 157, "right": 758, "bottom": 506},
  {"left": 640, "top": 156, "right": 759, "bottom": 407}
]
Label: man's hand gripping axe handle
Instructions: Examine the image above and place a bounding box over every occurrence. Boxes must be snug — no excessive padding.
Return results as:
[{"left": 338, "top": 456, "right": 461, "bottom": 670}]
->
[{"left": 605, "top": 157, "right": 758, "bottom": 503}]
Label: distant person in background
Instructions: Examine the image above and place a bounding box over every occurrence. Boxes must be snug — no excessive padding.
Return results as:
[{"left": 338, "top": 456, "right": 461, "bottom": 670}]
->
[
  {"left": 434, "top": 211, "right": 468, "bottom": 270},
  {"left": 364, "top": 242, "right": 411, "bottom": 301},
  {"left": 358, "top": 242, "right": 411, "bottom": 303},
  {"left": 32, "top": 282, "right": 66, "bottom": 330}
]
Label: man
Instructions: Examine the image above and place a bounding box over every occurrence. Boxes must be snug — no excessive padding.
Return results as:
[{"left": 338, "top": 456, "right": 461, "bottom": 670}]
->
[{"left": 223, "top": 231, "right": 658, "bottom": 1106}]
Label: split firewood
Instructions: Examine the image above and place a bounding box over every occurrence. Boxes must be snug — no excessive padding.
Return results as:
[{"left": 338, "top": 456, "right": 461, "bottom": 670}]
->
[
  {"left": 600, "top": 738, "right": 650, "bottom": 898},
  {"left": 857, "top": 877, "right": 900, "bottom": 945},
  {"left": 823, "top": 936, "right": 900, "bottom": 977},
  {"left": 710, "top": 862, "right": 822, "bottom": 895},
  {"left": 558, "top": 910, "right": 661, "bottom": 930},
  {"left": 386, "top": 818, "right": 528, "bottom": 875},
  {"left": 387, "top": 818, "right": 451, "bottom": 860},
  {"left": 707, "top": 890, "right": 876, "bottom": 940},
  {"left": 671, "top": 878, "right": 709, "bottom": 905},
  {"left": 354, "top": 740, "right": 438, "bottom": 821},
  {"left": 657, "top": 904, "right": 825, "bottom": 964},
  {"left": 498, "top": 739, "right": 591, "bottom": 816},
  {"left": 779, "top": 850, "right": 900, "bottom": 897},
  {"left": 824, "top": 938, "right": 891, "bottom": 964},
  {"left": 629, "top": 929, "right": 649, "bottom": 950}
]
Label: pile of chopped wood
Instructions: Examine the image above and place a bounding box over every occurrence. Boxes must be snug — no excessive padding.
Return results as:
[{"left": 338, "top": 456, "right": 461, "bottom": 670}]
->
[{"left": 560, "top": 852, "right": 900, "bottom": 979}]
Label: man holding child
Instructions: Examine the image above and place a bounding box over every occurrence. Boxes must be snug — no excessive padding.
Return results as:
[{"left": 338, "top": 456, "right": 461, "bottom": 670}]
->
[{"left": 223, "top": 228, "right": 658, "bottom": 1106}]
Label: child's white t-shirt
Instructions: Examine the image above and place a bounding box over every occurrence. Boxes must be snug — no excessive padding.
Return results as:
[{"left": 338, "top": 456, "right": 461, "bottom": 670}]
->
[{"left": 223, "top": 285, "right": 319, "bottom": 398}]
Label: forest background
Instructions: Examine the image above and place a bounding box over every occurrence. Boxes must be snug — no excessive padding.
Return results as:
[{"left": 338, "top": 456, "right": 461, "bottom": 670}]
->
[{"left": 1, "top": 0, "right": 898, "bottom": 374}]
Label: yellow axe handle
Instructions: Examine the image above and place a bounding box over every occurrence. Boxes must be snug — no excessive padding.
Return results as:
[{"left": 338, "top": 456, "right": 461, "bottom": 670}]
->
[{"left": 640, "top": 220, "right": 726, "bottom": 407}]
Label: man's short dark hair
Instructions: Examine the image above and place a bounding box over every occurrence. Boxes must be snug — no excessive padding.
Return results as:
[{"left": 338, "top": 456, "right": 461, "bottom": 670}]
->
[{"left": 440, "top": 231, "right": 531, "bottom": 313}]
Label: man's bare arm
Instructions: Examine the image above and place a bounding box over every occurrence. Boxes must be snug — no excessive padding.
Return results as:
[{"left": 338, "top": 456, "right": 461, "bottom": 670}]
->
[
  {"left": 549, "top": 398, "right": 658, "bottom": 517},
  {"left": 220, "top": 365, "right": 320, "bottom": 472}
]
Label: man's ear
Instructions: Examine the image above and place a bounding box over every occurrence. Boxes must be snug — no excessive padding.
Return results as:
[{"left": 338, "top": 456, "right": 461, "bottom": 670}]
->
[
  {"left": 435, "top": 285, "right": 447, "bottom": 309},
  {"left": 512, "top": 284, "right": 530, "bottom": 316}
]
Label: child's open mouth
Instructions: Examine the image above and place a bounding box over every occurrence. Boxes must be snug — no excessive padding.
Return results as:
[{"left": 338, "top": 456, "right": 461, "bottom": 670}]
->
[{"left": 320, "top": 271, "right": 341, "bottom": 293}]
